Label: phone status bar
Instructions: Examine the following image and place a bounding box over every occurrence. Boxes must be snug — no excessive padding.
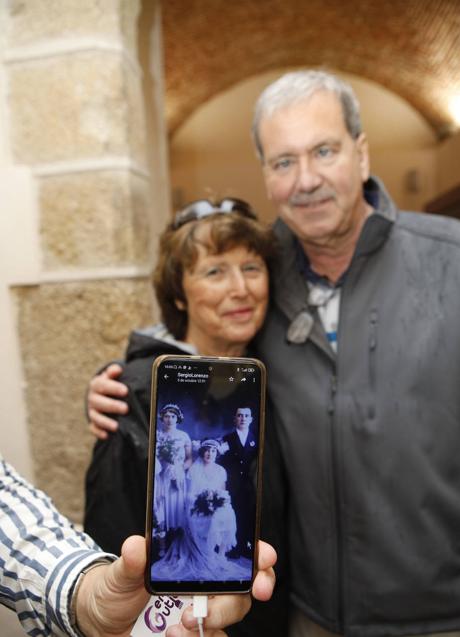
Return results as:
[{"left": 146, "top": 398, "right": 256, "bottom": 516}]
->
[
  {"left": 161, "top": 362, "right": 258, "bottom": 385},
  {"left": 162, "top": 363, "right": 256, "bottom": 373}
]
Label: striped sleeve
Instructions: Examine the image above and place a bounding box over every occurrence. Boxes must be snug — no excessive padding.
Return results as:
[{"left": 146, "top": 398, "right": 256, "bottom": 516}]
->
[{"left": 0, "top": 456, "right": 115, "bottom": 636}]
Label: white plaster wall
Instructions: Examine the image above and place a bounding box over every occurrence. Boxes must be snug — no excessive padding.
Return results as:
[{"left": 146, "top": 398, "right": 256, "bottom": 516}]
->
[
  {"left": 0, "top": 5, "right": 45, "bottom": 630},
  {"left": 0, "top": 2, "right": 34, "bottom": 480},
  {"left": 0, "top": 168, "right": 38, "bottom": 480}
]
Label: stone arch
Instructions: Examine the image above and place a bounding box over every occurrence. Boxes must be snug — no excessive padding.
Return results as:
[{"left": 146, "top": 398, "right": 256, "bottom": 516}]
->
[{"left": 162, "top": 0, "right": 460, "bottom": 138}]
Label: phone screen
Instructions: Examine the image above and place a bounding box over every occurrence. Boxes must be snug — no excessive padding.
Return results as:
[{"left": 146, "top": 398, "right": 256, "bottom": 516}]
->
[{"left": 145, "top": 355, "right": 266, "bottom": 594}]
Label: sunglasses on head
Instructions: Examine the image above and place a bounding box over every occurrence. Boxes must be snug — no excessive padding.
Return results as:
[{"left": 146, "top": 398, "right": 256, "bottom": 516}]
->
[{"left": 173, "top": 197, "right": 258, "bottom": 229}]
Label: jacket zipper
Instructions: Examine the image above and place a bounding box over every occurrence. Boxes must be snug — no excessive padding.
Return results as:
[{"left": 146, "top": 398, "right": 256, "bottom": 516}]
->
[
  {"left": 368, "top": 309, "right": 378, "bottom": 419},
  {"left": 328, "top": 370, "right": 344, "bottom": 631}
]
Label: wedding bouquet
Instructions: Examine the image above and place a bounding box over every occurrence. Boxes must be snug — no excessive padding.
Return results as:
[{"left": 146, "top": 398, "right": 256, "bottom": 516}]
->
[
  {"left": 191, "top": 489, "right": 229, "bottom": 516},
  {"left": 156, "top": 438, "right": 179, "bottom": 464}
]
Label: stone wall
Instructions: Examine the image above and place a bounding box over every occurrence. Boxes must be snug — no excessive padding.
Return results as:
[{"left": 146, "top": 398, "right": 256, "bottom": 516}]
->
[
  {"left": 2, "top": 0, "right": 167, "bottom": 521},
  {"left": 14, "top": 278, "right": 154, "bottom": 520}
]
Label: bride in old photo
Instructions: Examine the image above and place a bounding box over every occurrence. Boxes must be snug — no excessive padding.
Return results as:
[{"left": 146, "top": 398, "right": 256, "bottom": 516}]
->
[{"left": 151, "top": 438, "right": 250, "bottom": 582}]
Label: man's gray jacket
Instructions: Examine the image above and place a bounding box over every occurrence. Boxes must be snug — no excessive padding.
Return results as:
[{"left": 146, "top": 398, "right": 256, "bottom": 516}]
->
[{"left": 256, "top": 176, "right": 460, "bottom": 637}]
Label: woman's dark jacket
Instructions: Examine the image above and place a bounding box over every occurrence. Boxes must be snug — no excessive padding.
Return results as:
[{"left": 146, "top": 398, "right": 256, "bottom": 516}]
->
[
  {"left": 84, "top": 326, "right": 288, "bottom": 636},
  {"left": 84, "top": 329, "right": 185, "bottom": 553}
]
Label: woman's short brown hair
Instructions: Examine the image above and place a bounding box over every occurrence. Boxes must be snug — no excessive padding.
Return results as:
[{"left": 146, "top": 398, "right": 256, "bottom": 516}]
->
[{"left": 153, "top": 208, "right": 276, "bottom": 340}]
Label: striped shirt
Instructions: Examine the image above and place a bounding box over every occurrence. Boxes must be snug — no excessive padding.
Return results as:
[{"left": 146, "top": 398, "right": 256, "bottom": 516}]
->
[
  {"left": 296, "top": 242, "right": 342, "bottom": 352},
  {"left": 0, "top": 456, "right": 114, "bottom": 636}
]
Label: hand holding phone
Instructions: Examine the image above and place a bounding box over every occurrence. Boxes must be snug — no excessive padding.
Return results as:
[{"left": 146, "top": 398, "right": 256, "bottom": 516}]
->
[{"left": 145, "top": 355, "right": 266, "bottom": 595}]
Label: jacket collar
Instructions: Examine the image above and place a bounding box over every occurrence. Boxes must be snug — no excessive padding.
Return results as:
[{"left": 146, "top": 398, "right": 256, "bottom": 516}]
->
[
  {"left": 126, "top": 323, "right": 197, "bottom": 362},
  {"left": 270, "top": 176, "right": 397, "bottom": 344}
]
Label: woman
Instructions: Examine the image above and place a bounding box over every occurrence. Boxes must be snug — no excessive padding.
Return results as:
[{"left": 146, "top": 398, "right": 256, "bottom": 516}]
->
[
  {"left": 154, "top": 403, "right": 191, "bottom": 551},
  {"left": 151, "top": 439, "right": 248, "bottom": 583},
  {"left": 187, "top": 439, "right": 237, "bottom": 560},
  {"left": 84, "top": 198, "right": 274, "bottom": 554},
  {"left": 83, "top": 198, "right": 288, "bottom": 637}
]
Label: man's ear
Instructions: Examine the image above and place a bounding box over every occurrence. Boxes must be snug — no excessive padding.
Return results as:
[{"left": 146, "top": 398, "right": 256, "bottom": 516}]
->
[
  {"left": 175, "top": 299, "right": 186, "bottom": 311},
  {"left": 357, "top": 132, "right": 370, "bottom": 182}
]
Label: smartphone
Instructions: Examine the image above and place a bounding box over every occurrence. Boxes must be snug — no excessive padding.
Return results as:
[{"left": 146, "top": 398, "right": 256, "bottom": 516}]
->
[{"left": 145, "top": 354, "right": 266, "bottom": 595}]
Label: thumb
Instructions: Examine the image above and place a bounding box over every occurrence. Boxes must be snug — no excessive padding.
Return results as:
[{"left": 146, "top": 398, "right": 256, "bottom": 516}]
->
[
  {"left": 75, "top": 536, "right": 148, "bottom": 636},
  {"left": 113, "top": 535, "right": 147, "bottom": 588}
]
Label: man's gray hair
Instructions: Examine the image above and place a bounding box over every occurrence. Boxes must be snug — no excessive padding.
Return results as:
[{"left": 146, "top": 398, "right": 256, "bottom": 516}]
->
[{"left": 252, "top": 70, "right": 363, "bottom": 161}]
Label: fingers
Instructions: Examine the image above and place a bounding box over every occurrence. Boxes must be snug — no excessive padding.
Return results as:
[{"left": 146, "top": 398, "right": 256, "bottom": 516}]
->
[
  {"left": 252, "top": 540, "right": 277, "bottom": 602},
  {"left": 252, "top": 567, "right": 276, "bottom": 602},
  {"left": 89, "top": 376, "right": 129, "bottom": 404},
  {"left": 257, "top": 540, "right": 277, "bottom": 571},
  {"left": 88, "top": 422, "right": 108, "bottom": 440},
  {"left": 178, "top": 594, "right": 251, "bottom": 635},
  {"left": 87, "top": 365, "right": 129, "bottom": 437},
  {"left": 167, "top": 542, "right": 276, "bottom": 635},
  {"left": 88, "top": 410, "right": 119, "bottom": 437},
  {"left": 103, "top": 363, "right": 125, "bottom": 381},
  {"left": 88, "top": 393, "right": 128, "bottom": 416}
]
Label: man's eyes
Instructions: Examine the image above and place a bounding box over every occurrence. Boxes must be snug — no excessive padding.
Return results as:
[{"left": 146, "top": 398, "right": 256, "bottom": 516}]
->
[
  {"left": 270, "top": 147, "right": 336, "bottom": 171},
  {"left": 316, "top": 145, "right": 336, "bottom": 159},
  {"left": 272, "top": 157, "right": 295, "bottom": 171}
]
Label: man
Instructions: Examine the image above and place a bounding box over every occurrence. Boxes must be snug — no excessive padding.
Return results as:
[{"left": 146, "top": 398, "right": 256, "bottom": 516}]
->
[
  {"left": 0, "top": 454, "right": 275, "bottom": 636},
  {"left": 251, "top": 70, "right": 460, "bottom": 637},
  {"left": 220, "top": 407, "right": 258, "bottom": 559},
  {"left": 88, "top": 69, "right": 460, "bottom": 637}
]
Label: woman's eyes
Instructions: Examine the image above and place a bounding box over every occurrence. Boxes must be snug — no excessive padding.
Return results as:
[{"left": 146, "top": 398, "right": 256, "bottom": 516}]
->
[
  {"left": 242, "top": 262, "right": 264, "bottom": 273},
  {"left": 202, "top": 262, "right": 264, "bottom": 277},
  {"left": 204, "top": 266, "right": 222, "bottom": 277}
]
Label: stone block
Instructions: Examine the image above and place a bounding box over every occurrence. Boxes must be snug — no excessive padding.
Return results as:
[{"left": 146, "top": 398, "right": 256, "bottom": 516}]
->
[
  {"left": 8, "top": 0, "right": 140, "bottom": 55},
  {"left": 14, "top": 277, "right": 157, "bottom": 521},
  {"left": 9, "top": 51, "right": 147, "bottom": 164},
  {"left": 39, "top": 170, "right": 153, "bottom": 269}
]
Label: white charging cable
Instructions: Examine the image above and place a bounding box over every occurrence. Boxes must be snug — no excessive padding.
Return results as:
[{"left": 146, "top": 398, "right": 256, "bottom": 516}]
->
[{"left": 193, "top": 595, "right": 208, "bottom": 637}]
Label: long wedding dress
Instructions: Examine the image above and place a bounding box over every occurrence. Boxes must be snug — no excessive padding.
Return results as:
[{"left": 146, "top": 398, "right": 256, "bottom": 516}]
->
[{"left": 151, "top": 457, "right": 251, "bottom": 582}]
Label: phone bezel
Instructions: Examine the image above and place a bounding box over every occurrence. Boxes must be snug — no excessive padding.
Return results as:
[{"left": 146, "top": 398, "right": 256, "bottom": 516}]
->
[{"left": 144, "top": 354, "right": 266, "bottom": 595}]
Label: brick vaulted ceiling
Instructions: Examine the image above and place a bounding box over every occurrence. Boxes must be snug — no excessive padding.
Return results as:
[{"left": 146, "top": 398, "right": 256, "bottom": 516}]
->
[{"left": 161, "top": 0, "right": 460, "bottom": 139}]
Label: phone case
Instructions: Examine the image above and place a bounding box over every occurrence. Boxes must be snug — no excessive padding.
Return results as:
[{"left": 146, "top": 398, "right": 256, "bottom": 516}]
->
[{"left": 145, "top": 355, "right": 266, "bottom": 595}]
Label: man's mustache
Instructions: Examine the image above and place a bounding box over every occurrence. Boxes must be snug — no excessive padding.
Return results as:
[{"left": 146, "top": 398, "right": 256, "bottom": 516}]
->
[{"left": 290, "top": 189, "right": 336, "bottom": 206}]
